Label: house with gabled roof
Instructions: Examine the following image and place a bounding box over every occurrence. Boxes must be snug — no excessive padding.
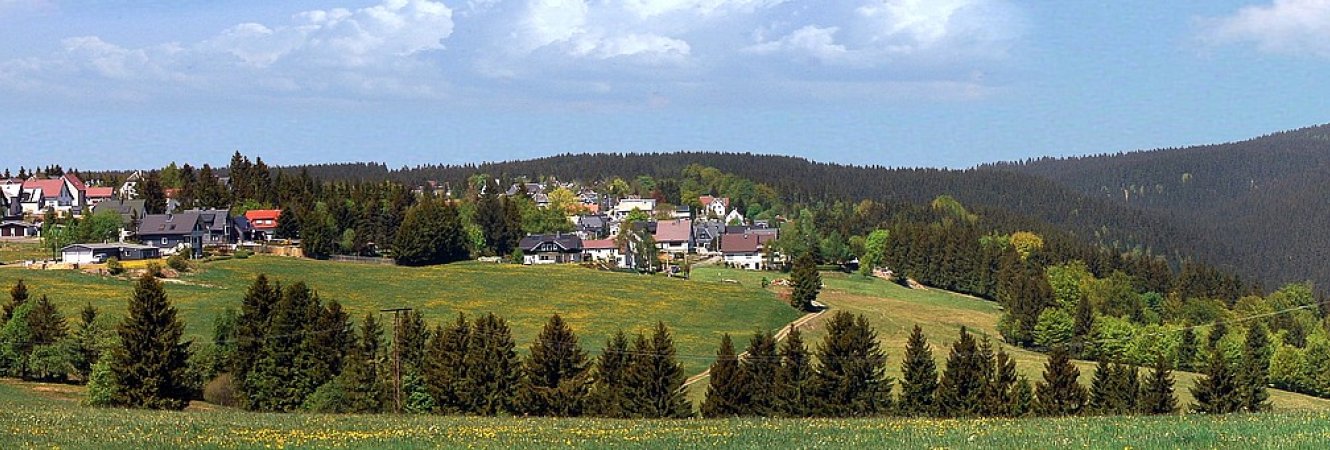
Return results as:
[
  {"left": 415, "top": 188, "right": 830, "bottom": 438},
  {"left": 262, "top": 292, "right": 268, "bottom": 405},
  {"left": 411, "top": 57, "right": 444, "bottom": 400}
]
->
[
  {"left": 137, "top": 211, "right": 205, "bottom": 257},
  {"left": 20, "top": 174, "right": 88, "bottom": 217},
  {"left": 699, "top": 195, "right": 730, "bottom": 218},
  {"left": 518, "top": 233, "right": 584, "bottom": 265},
  {"left": 720, "top": 231, "right": 778, "bottom": 270},
  {"left": 653, "top": 218, "right": 692, "bottom": 256},
  {"left": 245, "top": 209, "right": 282, "bottom": 241}
]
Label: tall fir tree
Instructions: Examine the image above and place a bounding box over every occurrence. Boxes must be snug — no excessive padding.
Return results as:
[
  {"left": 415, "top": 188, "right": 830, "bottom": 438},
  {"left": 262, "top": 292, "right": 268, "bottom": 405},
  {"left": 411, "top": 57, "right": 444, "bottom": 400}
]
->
[
  {"left": 108, "top": 273, "right": 192, "bottom": 410},
  {"left": 1176, "top": 328, "right": 1199, "bottom": 372},
  {"left": 306, "top": 314, "right": 385, "bottom": 413},
  {"left": 1011, "top": 376, "right": 1035, "bottom": 417},
  {"left": 1072, "top": 295, "right": 1095, "bottom": 357},
  {"left": 232, "top": 275, "right": 279, "bottom": 408},
  {"left": 515, "top": 314, "right": 591, "bottom": 417},
  {"left": 1088, "top": 359, "right": 1115, "bottom": 414},
  {"left": 774, "top": 326, "right": 814, "bottom": 417},
  {"left": 789, "top": 252, "right": 821, "bottom": 312},
  {"left": 1139, "top": 355, "right": 1178, "bottom": 415},
  {"left": 424, "top": 314, "right": 472, "bottom": 414},
  {"left": 589, "top": 330, "right": 632, "bottom": 418},
  {"left": 246, "top": 282, "right": 322, "bottom": 411},
  {"left": 1237, "top": 323, "right": 1271, "bottom": 413},
  {"left": 740, "top": 330, "right": 780, "bottom": 416},
  {"left": 463, "top": 313, "right": 520, "bottom": 415},
  {"left": 3, "top": 279, "right": 28, "bottom": 323},
  {"left": 982, "top": 345, "right": 1018, "bottom": 417},
  {"left": 898, "top": 325, "right": 939, "bottom": 417},
  {"left": 1115, "top": 363, "right": 1140, "bottom": 414},
  {"left": 139, "top": 172, "right": 167, "bottom": 214},
  {"left": 812, "top": 312, "right": 892, "bottom": 417},
  {"left": 70, "top": 303, "right": 103, "bottom": 381},
  {"left": 624, "top": 323, "right": 691, "bottom": 418},
  {"left": 1034, "top": 345, "right": 1087, "bottom": 416},
  {"left": 936, "top": 327, "right": 985, "bottom": 417},
  {"left": 26, "top": 295, "right": 67, "bottom": 346},
  {"left": 1190, "top": 342, "right": 1241, "bottom": 414},
  {"left": 701, "top": 334, "right": 748, "bottom": 417}
]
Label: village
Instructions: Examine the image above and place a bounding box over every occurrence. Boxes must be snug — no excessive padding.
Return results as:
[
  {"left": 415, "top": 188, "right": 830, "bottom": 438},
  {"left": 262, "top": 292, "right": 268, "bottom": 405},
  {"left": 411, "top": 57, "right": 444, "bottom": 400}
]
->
[{"left": 0, "top": 171, "right": 783, "bottom": 271}]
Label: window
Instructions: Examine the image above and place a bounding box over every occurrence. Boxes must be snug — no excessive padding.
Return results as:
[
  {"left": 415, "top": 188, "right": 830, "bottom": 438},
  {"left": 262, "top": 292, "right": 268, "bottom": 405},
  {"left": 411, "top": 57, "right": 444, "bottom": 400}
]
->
[{"left": 162, "top": 238, "right": 168, "bottom": 245}]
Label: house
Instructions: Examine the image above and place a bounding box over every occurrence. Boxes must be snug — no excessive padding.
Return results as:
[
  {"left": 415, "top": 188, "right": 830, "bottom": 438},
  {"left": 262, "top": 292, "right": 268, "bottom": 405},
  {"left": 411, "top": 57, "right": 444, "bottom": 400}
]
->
[
  {"left": 118, "top": 171, "right": 142, "bottom": 199},
  {"left": 136, "top": 211, "right": 205, "bottom": 257},
  {"left": 20, "top": 174, "right": 87, "bottom": 217},
  {"left": 0, "top": 220, "right": 39, "bottom": 238},
  {"left": 245, "top": 209, "right": 281, "bottom": 240},
  {"left": 692, "top": 221, "right": 725, "bottom": 253},
  {"left": 653, "top": 219, "right": 692, "bottom": 256},
  {"left": 699, "top": 196, "right": 730, "bottom": 218},
  {"left": 90, "top": 199, "right": 147, "bottom": 228},
  {"left": 573, "top": 214, "right": 610, "bottom": 239},
  {"left": 582, "top": 238, "right": 621, "bottom": 265},
  {"left": 518, "top": 234, "right": 584, "bottom": 265},
  {"left": 720, "top": 232, "right": 778, "bottom": 270},
  {"left": 611, "top": 197, "right": 656, "bottom": 221},
  {"left": 671, "top": 204, "right": 692, "bottom": 220},
  {"left": 725, "top": 209, "right": 745, "bottom": 225},
  {"left": 85, "top": 187, "right": 115, "bottom": 207},
  {"left": 190, "top": 209, "right": 238, "bottom": 246},
  {"left": 60, "top": 243, "right": 160, "bottom": 264}
]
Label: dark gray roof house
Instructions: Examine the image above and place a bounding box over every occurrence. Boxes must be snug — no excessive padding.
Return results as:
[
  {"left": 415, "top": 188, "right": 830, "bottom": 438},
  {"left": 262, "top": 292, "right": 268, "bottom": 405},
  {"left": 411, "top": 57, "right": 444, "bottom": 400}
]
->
[
  {"left": 518, "top": 233, "right": 584, "bottom": 264},
  {"left": 137, "top": 211, "right": 205, "bottom": 257},
  {"left": 90, "top": 198, "right": 147, "bottom": 227}
]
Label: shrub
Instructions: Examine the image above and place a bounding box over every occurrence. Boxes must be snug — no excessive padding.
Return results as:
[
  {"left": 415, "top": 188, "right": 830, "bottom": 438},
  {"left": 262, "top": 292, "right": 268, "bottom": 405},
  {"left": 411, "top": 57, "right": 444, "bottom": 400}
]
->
[
  {"left": 167, "top": 253, "right": 190, "bottom": 272},
  {"left": 105, "top": 258, "right": 124, "bottom": 275},
  {"left": 145, "top": 261, "right": 164, "bottom": 278},
  {"left": 234, "top": 249, "right": 252, "bottom": 259},
  {"left": 84, "top": 356, "right": 120, "bottom": 407},
  {"left": 203, "top": 373, "right": 240, "bottom": 407},
  {"left": 1034, "top": 308, "right": 1074, "bottom": 348}
]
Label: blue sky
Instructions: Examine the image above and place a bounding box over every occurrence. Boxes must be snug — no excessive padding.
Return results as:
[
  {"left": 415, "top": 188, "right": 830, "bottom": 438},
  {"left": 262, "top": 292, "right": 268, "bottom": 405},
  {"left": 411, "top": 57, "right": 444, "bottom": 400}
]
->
[{"left": 1, "top": 0, "right": 1328, "bottom": 170}]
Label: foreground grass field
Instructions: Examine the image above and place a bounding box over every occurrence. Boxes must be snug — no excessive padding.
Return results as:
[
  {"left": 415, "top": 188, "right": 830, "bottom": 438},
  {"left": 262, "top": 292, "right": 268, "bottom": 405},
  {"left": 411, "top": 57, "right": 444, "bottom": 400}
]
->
[
  {"left": 0, "top": 256, "right": 801, "bottom": 374},
  {"left": 4, "top": 379, "right": 1330, "bottom": 449}
]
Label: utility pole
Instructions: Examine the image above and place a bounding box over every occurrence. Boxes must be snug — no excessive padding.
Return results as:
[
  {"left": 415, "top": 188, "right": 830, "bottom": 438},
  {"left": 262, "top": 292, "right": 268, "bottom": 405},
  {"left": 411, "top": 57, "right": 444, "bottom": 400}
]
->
[{"left": 380, "top": 307, "right": 412, "bottom": 414}]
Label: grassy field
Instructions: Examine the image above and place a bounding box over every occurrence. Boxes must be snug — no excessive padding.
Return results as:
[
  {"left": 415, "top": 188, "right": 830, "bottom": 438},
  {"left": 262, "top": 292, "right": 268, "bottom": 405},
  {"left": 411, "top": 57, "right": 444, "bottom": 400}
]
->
[
  {"left": 4, "top": 378, "right": 1330, "bottom": 449},
  {"left": 0, "top": 256, "right": 801, "bottom": 374},
  {"left": 0, "top": 240, "right": 46, "bottom": 263},
  {"left": 691, "top": 266, "right": 1330, "bottom": 411}
]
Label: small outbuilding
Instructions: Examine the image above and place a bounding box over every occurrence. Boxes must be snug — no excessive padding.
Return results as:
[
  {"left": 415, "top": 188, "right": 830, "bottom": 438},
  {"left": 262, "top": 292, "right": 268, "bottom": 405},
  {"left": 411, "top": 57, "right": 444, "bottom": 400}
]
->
[{"left": 60, "top": 243, "right": 161, "bottom": 264}]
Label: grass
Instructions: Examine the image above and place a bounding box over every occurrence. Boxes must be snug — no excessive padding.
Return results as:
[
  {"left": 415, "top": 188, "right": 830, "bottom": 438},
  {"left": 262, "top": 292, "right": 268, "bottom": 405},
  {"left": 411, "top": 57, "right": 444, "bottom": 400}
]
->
[
  {"left": 0, "top": 256, "right": 801, "bottom": 374},
  {"left": 692, "top": 266, "right": 1330, "bottom": 411},
  {"left": 4, "top": 379, "right": 1330, "bottom": 449},
  {"left": 0, "top": 240, "right": 47, "bottom": 263}
]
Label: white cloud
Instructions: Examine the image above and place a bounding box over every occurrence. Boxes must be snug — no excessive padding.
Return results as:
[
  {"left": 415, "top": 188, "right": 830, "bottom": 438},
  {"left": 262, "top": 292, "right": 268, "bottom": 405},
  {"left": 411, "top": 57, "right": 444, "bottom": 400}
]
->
[
  {"left": 746, "top": 26, "right": 849, "bottom": 62},
  {"left": 1, "top": 0, "right": 454, "bottom": 100},
  {"left": 1200, "top": 0, "right": 1330, "bottom": 58}
]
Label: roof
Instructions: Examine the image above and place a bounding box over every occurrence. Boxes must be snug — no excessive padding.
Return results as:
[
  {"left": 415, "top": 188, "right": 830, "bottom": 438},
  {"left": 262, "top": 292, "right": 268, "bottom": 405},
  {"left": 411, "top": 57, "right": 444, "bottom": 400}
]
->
[
  {"left": 62, "top": 243, "right": 158, "bottom": 251},
  {"left": 245, "top": 209, "right": 282, "bottom": 221},
  {"left": 582, "top": 238, "right": 617, "bottom": 250},
  {"left": 518, "top": 234, "right": 583, "bottom": 252},
  {"left": 700, "top": 196, "right": 729, "bottom": 207},
  {"left": 138, "top": 211, "right": 202, "bottom": 236},
  {"left": 86, "top": 187, "right": 114, "bottom": 198},
  {"left": 720, "top": 232, "right": 776, "bottom": 254},
  {"left": 576, "top": 214, "right": 608, "bottom": 229},
  {"left": 22, "top": 179, "right": 64, "bottom": 199},
  {"left": 0, "top": 220, "right": 37, "bottom": 228},
  {"left": 654, "top": 219, "right": 691, "bottom": 243},
  {"left": 63, "top": 174, "right": 86, "bottom": 191},
  {"left": 188, "top": 209, "right": 231, "bottom": 231},
  {"left": 91, "top": 199, "right": 146, "bottom": 220}
]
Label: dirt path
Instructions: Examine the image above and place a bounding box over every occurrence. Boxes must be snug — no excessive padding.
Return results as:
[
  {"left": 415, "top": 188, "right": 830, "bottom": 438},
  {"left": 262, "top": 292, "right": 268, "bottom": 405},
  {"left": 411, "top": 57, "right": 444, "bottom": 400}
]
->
[{"left": 682, "top": 308, "right": 828, "bottom": 388}]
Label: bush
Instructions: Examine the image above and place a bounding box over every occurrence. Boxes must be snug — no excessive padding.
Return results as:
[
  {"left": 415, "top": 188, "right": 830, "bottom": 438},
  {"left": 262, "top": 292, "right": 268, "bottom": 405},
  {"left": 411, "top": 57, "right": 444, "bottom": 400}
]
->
[
  {"left": 234, "top": 249, "right": 252, "bottom": 259},
  {"left": 203, "top": 373, "right": 240, "bottom": 407},
  {"left": 1034, "top": 308, "right": 1074, "bottom": 348},
  {"left": 145, "top": 261, "right": 164, "bottom": 278},
  {"left": 26, "top": 344, "right": 72, "bottom": 382},
  {"left": 84, "top": 356, "right": 120, "bottom": 407},
  {"left": 105, "top": 258, "right": 124, "bottom": 275},
  {"left": 167, "top": 253, "right": 190, "bottom": 272}
]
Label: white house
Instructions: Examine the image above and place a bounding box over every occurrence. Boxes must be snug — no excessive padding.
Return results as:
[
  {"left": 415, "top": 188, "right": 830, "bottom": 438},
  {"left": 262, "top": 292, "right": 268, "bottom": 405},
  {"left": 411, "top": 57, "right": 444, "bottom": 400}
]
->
[
  {"left": 611, "top": 197, "right": 656, "bottom": 221},
  {"left": 720, "top": 232, "right": 776, "bottom": 270},
  {"left": 60, "top": 243, "right": 160, "bottom": 264},
  {"left": 582, "top": 238, "right": 621, "bottom": 265},
  {"left": 725, "top": 209, "right": 745, "bottom": 225},
  {"left": 699, "top": 196, "right": 729, "bottom": 218}
]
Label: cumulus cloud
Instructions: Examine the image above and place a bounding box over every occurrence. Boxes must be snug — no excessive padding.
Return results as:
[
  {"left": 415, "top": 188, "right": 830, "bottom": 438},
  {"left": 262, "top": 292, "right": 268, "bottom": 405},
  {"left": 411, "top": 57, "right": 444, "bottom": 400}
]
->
[
  {"left": 1, "top": 0, "right": 454, "bottom": 100},
  {"left": 1199, "top": 0, "right": 1330, "bottom": 58},
  {"left": 1, "top": 0, "right": 1022, "bottom": 106}
]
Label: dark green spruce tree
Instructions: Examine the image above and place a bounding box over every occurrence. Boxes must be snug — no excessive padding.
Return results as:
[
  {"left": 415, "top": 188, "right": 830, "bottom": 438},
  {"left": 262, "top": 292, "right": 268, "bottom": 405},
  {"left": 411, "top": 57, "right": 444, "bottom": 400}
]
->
[
  {"left": 625, "top": 323, "right": 691, "bottom": 418},
  {"left": 1088, "top": 359, "right": 1115, "bottom": 415},
  {"left": 3, "top": 279, "right": 28, "bottom": 323},
  {"left": 1237, "top": 323, "right": 1271, "bottom": 413},
  {"left": 701, "top": 334, "right": 748, "bottom": 417},
  {"left": 897, "top": 325, "right": 939, "bottom": 417},
  {"left": 774, "top": 326, "right": 814, "bottom": 417},
  {"left": 1139, "top": 355, "right": 1178, "bottom": 415},
  {"left": 982, "top": 345, "right": 1018, "bottom": 417},
  {"left": 424, "top": 314, "right": 472, "bottom": 414},
  {"left": 789, "top": 252, "right": 821, "bottom": 312},
  {"left": 108, "top": 273, "right": 192, "bottom": 410},
  {"left": 1072, "top": 295, "right": 1094, "bottom": 357},
  {"left": 936, "top": 327, "right": 985, "bottom": 417},
  {"left": 1034, "top": 345, "right": 1087, "bottom": 416},
  {"left": 233, "top": 275, "right": 279, "bottom": 408},
  {"left": 462, "top": 313, "right": 520, "bottom": 415},
  {"left": 812, "top": 312, "right": 892, "bottom": 417},
  {"left": 740, "top": 330, "right": 780, "bottom": 416},
  {"left": 1191, "top": 342, "right": 1241, "bottom": 414},
  {"left": 515, "top": 314, "right": 591, "bottom": 417},
  {"left": 589, "top": 330, "right": 632, "bottom": 418},
  {"left": 1176, "top": 328, "right": 1199, "bottom": 371}
]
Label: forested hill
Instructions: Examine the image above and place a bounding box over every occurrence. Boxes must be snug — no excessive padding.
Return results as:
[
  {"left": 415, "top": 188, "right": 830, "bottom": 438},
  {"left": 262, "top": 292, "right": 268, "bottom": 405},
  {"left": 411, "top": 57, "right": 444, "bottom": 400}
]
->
[
  {"left": 285, "top": 152, "right": 1235, "bottom": 277},
  {"left": 988, "top": 123, "right": 1330, "bottom": 289}
]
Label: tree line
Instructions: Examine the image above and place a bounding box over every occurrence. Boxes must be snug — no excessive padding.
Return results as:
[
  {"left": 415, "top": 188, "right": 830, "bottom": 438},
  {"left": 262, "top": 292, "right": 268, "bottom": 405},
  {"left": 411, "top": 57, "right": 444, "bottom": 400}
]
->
[{"left": 0, "top": 277, "right": 1275, "bottom": 417}]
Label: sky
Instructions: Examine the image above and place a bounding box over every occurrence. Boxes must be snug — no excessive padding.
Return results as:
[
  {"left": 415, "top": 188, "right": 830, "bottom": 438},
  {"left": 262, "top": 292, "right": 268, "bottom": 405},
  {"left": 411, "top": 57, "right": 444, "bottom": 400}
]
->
[{"left": 2, "top": 0, "right": 1329, "bottom": 170}]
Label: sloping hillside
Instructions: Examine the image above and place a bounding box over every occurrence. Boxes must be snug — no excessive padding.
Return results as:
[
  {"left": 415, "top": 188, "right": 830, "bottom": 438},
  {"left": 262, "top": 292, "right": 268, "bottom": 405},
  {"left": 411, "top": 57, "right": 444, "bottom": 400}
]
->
[{"left": 991, "top": 124, "right": 1330, "bottom": 288}]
